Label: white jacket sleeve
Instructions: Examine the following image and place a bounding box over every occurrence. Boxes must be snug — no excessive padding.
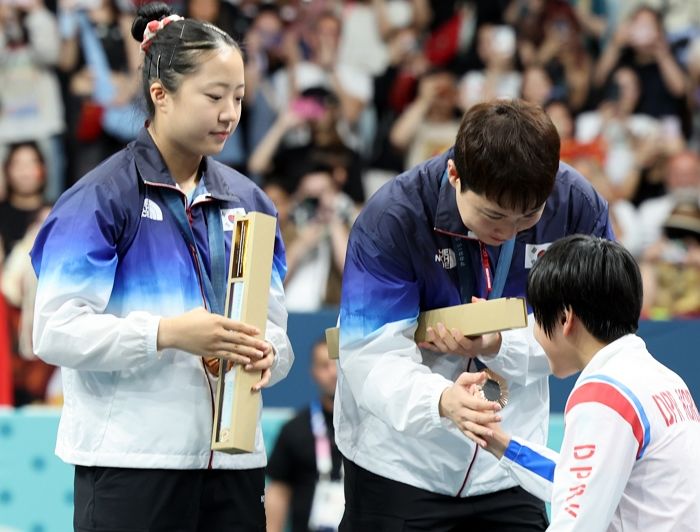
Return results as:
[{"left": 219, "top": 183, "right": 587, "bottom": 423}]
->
[
  {"left": 478, "top": 314, "right": 551, "bottom": 386},
  {"left": 548, "top": 401, "right": 637, "bottom": 531},
  {"left": 338, "top": 225, "right": 454, "bottom": 438},
  {"left": 265, "top": 236, "right": 293, "bottom": 386}
]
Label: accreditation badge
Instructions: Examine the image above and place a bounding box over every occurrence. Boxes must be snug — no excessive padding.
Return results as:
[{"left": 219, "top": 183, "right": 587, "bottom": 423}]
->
[{"left": 308, "top": 478, "right": 345, "bottom": 531}]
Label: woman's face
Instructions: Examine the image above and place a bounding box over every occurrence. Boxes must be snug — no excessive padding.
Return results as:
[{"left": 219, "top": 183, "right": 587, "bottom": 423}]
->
[
  {"left": 522, "top": 68, "right": 552, "bottom": 107},
  {"left": 545, "top": 102, "right": 573, "bottom": 140},
  {"left": 154, "top": 46, "right": 245, "bottom": 158},
  {"left": 6, "top": 146, "right": 44, "bottom": 196},
  {"left": 628, "top": 10, "right": 661, "bottom": 52}
]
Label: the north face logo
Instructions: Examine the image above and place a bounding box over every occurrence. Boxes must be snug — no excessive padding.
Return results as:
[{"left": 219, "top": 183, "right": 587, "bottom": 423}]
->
[
  {"left": 435, "top": 248, "right": 456, "bottom": 269},
  {"left": 141, "top": 198, "right": 163, "bottom": 221}
]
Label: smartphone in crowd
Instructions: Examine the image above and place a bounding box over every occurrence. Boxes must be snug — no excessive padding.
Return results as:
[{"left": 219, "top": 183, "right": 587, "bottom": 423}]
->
[{"left": 291, "top": 97, "right": 326, "bottom": 121}]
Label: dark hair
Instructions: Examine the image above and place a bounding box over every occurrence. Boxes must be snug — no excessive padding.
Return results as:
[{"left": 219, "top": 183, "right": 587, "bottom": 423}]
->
[
  {"left": 3, "top": 141, "right": 46, "bottom": 194},
  {"left": 526, "top": 235, "right": 642, "bottom": 343},
  {"left": 453, "top": 99, "right": 560, "bottom": 212},
  {"left": 130, "top": 2, "right": 240, "bottom": 117}
]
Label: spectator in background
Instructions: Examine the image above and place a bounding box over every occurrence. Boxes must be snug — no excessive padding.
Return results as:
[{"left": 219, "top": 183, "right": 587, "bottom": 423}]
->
[
  {"left": 266, "top": 338, "right": 343, "bottom": 532},
  {"left": 369, "top": 26, "right": 430, "bottom": 175},
  {"left": 0, "top": 143, "right": 52, "bottom": 407},
  {"left": 0, "top": 0, "right": 64, "bottom": 201},
  {"left": 640, "top": 199, "right": 700, "bottom": 318},
  {"left": 263, "top": 178, "right": 295, "bottom": 249},
  {"left": 688, "top": 37, "right": 700, "bottom": 149},
  {"left": 2, "top": 206, "right": 50, "bottom": 360},
  {"left": 241, "top": 5, "right": 287, "bottom": 172},
  {"left": 271, "top": 9, "right": 372, "bottom": 129},
  {"left": 458, "top": 24, "right": 521, "bottom": 110},
  {"left": 544, "top": 98, "right": 640, "bottom": 258},
  {"left": 2, "top": 206, "right": 55, "bottom": 405},
  {"left": 57, "top": 0, "right": 140, "bottom": 183},
  {"left": 636, "top": 150, "right": 700, "bottom": 256},
  {"left": 389, "top": 68, "right": 462, "bottom": 170},
  {"left": 525, "top": 0, "right": 593, "bottom": 111},
  {"left": 577, "top": 66, "right": 685, "bottom": 204},
  {"left": 505, "top": 0, "right": 545, "bottom": 48},
  {"left": 566, "top": 156, "right": 640, "bottom": 256},
  {"left": 594, "top": 6, "right": 687, "bottom": 124},
  {"left": 520, "top": 65, "right": 556, "bottom": 107},
  {"left": 544, "top": 99, "right": 605, "bottom": 168},
  {"left": 184, "top": 0, "right": 247, "bottom": 41},
  {"left": 283, "top": 164, "right": 356, "bottom": 312},
  {"left": 249, "top": 86, "right": 364, "bottom": 204},
  {"left": 0, "top": 142, "right": 47, "bottom": 259},
  {"left": 616, "top": 0, "right": 700, "bottom": 50},
  {"left": 337, "top": 0, "right": 430, "bottom": 81},
  {"left": 570, "top": 0, "right": 610, "bottom": 49}
]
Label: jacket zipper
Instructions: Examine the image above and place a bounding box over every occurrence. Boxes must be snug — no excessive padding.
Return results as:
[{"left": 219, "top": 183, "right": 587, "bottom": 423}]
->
[
  {"left": 188, "top": 240, "right": 217, "bottom": 469},
  {"left": 152, "top": 182, "right": 219, "bottom": 469},
  {"left": 457, "top": 446, "right": 479, "bottom": 496},
  {"left": 186, "top": 200, "right": 219, "bottom": 470},
  {"left": 455, "top": 357, "right": 479, "bottom": 496}
]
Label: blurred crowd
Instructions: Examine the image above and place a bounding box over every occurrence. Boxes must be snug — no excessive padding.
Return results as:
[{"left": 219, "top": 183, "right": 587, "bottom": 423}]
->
[{"left": 1, "top": 0, "right": 700, "bottom": 406}]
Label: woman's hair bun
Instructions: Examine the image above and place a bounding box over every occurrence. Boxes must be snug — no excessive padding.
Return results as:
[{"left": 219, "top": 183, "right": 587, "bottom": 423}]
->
[{"left": 131, "top": 2, "right": 174, "bottom": 42}]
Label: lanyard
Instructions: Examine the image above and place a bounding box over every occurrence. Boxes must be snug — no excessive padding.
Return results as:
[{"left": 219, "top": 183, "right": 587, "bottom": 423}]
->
[
  {"left": 156, "top": 187, "right": 227, "bottom": 316},
  {"left": 440, "top": 169, "right": 514, "bottom": 303},
  {"left": 310, "top": 399, "right": 333, "bottom": 479},
  {"left": 453, "top": 237, "right": 514, "bottom": 302}
]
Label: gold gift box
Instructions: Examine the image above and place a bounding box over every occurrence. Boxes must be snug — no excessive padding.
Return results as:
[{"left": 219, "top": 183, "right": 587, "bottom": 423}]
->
[
  {"left": 211, "top": 212, "right": 277, "bottom": 454},
  {"left": 326, "top": 297, "right": 527, "bottom": 359}
]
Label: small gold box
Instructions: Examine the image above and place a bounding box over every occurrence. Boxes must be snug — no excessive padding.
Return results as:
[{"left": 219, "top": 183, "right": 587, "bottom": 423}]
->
[
  {"left": 414, "top": 297, "right": 527, "bottom": 343},
  {"left": 327, "top": 298, "right": 527, "bottom": 359},
  {"left": 211, "top": 212, "right": 277, "bottom": 454}
]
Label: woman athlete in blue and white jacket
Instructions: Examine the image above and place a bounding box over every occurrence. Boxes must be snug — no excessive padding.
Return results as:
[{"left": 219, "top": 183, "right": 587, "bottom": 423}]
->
[{"left": 30, "top": 3, "right": 293, "bottom": 530}]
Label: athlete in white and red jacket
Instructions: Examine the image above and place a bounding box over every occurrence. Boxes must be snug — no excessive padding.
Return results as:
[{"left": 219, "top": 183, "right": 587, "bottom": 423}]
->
[{"left": 467, "top": 235, "right": 700, "bottom": 532}]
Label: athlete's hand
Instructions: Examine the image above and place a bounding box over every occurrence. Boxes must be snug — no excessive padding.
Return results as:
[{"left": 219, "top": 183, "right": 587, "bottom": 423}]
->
[
  {"left": 417, "top": 297, "right": 502, "bottom": 356},
  {"left": 157, "top": 307, "right": 268, "bottom": 365},
  {"left": 439, "top": 372, "right": 502, "bottom": 447},
  {"left": 418, "top": 325, "right": 501, "bottom": 357},
  {"left": 204, "top": 341, "right": 275, "bottom": 391},
  {"left": 244, "top": 342, "right": 275, "bottom": 391}
]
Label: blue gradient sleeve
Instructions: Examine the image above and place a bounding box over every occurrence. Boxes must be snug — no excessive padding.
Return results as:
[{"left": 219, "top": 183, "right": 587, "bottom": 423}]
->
[
  {"left": 337, "top": 223, "right": 452, "bottom": 436},
  {"left": 339, "top": 224, "right": 420, "bottom": 346},
  {"left": 29, "top": 180, "right": 160, "bottom": 371}
]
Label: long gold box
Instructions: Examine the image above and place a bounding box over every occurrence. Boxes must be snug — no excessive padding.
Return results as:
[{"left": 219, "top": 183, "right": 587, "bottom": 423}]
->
[{"left": 211, "top": 212, "right": 277, "bottom": 453}]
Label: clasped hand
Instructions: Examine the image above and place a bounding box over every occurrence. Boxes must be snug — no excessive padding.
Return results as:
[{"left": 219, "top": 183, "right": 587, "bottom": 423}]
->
[
  {"left": 439, "top": 371, "right": 503, "bottom": 448},
  {"left": 157, "top": 307, "right": 275, "bottom": 390}
]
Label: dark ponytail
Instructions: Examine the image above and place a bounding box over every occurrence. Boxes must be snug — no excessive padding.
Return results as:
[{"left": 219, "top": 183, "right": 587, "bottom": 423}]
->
[{"left": 130, "top": 2, "right": 239, "bottom": 117}]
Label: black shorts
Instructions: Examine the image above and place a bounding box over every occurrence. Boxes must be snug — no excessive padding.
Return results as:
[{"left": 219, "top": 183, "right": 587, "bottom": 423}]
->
[
  {"left": 73, "top": 465, "right": 265, "bottom": 532},
  {"left": 340, "top": 458, "right": 548, "bottom": 532}
]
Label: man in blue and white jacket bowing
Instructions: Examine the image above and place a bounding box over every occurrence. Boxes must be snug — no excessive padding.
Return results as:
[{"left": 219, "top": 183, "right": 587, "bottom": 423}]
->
[{"left": 335, "top": 99, "right": 614, "bottom": 531}]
